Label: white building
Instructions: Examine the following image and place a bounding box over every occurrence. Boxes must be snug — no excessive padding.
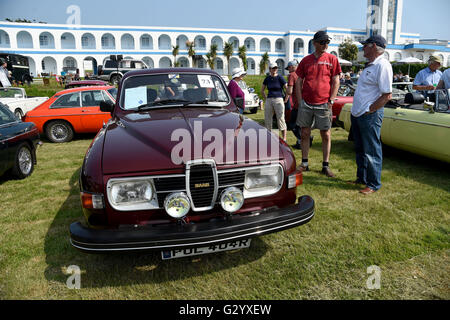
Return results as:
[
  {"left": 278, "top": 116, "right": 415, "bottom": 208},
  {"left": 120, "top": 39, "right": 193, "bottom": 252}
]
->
[{"left": 0, "top": 0, "right": 448, "bottom": 77}]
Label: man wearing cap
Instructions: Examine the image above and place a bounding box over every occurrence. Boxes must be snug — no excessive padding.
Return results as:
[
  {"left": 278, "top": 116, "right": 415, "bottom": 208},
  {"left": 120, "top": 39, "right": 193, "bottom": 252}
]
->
[
  {"left": 294, "top": 31, "right": 341, "bottom": 177},
  {"left": 0, "top": 58, "right": 11, "bottom": 87},
  {"left": 413, "top": 56, "right": 442, "bottom": 99},
  {"left": 284, "top": 60, "right": 302, "bottom": 149},
  {"left": 350, "top": 35, "right": 392, "bottom": 195},
  {"left": 228, "top": 67, "right": 247, "bottom": 114}
]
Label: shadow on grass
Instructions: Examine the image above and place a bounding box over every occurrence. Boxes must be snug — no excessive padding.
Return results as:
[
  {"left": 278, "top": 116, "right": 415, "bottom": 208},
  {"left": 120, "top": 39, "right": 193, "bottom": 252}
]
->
[{"left": 44, "top": 168, "right": 268, "bottom": 289}]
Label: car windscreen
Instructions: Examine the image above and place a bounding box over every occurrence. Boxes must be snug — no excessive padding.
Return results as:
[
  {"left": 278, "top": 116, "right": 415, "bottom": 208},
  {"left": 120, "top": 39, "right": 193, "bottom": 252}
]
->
[
  {"left": 0, "top": 104, "right": 18, "bottom": 124},
  {"left": 0, "top": 88, "right": 24, "bottom": 98},
  {"left": 120, "top": 73, "right": 230, "bottom": 110}
]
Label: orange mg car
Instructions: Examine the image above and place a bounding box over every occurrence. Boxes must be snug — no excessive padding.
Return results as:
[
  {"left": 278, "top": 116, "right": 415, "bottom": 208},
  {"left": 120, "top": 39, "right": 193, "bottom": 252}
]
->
[{"left": 24, "top": 86, "right": 117, "bottom": 143}]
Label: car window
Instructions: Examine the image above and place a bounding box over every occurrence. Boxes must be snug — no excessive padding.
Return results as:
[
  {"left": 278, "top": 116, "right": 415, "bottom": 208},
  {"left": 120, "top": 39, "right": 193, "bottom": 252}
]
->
[
  {"left": 81, "top": 91, "right": 105, "bottom": 107},
  {"left": 0, "top": 88, "right": 24, "bottom": 99},
  {"left": 51, "top": 92, "right": 81, "bottom": 108},
  {"left": 102, "top": 90, "right": 115, "bottom": 103},
  {"left": 107, "top": 87, "right": 117, "bottom": 99},
  {"left": 0, "top": 105, "right": 17, "bottom": 125},
  {"left": 120, "top": 60, "right": 131, "bottom": 68},
  {"left": 105, "top": 60, "right": 118, "bottom": 68},
  {"left": 237, "top": 80, "right": 247, "bottom": 90},
  {"left": 120, "top": 73, "right": 230, "bottom": 110},
  {"left": 132, "top": 61, "right": 146, "bottom": 69}
]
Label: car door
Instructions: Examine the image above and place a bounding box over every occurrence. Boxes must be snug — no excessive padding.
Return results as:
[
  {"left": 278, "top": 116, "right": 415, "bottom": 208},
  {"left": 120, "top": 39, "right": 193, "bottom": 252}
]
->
[
  {"left": 49, "top": 92, "right": 83, "bottom": 130},
  {"left": 80, "top": 90, "right": 111, "bottom": 132}
]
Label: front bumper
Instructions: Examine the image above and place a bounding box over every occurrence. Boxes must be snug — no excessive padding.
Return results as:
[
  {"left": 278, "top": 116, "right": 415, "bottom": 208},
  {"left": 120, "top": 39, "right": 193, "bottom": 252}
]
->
[{"left": 70, "top": 195, "right": 315, "bottom": 252}]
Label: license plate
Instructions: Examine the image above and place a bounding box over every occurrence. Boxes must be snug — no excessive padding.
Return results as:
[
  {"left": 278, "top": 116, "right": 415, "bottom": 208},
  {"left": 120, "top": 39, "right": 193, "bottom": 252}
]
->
[{"left": 161, "top": 239, "right": 251, "bottom": 260}]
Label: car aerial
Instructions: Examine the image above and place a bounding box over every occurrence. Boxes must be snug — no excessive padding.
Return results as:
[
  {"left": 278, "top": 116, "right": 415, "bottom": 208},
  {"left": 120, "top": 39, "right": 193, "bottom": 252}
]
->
[
  {"left": 0, "top": 102, "right": 40, "bottom": 179},
  {"left": 69, "top": 67, "right": 315, "bottom": 259},
  {"left": 23, "top": 86, "right": 117, "bottom": 143},
  {"left": 222, "top": 76, "right": 261, "bottom": 113},
  {"left": 0, "top": 87, "right": 49, "bottom": 119},
  {"left": 65, "top": 79, "right": 108, "bottom": 89},
  {"left": 338, "top": 89, "right": 450, "bottom": 163}
]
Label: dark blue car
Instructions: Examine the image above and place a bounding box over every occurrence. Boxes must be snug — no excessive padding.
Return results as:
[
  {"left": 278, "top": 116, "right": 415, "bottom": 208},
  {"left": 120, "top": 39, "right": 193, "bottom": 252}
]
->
[{"left": 0, "top": 102, "right": 40, "bottom": 179}]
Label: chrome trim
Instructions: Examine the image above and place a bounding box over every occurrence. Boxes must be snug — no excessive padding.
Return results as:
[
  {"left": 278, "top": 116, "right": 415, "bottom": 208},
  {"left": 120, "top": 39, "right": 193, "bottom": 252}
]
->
[
  {"left": 70, "top": 211, "right": 315, "bottom": 251},
  {"left": 384, "top": 116, "right": 450, "bottom": 128},
  {"left": 185, "top": 159, "right": 218, "bottom": 212}
]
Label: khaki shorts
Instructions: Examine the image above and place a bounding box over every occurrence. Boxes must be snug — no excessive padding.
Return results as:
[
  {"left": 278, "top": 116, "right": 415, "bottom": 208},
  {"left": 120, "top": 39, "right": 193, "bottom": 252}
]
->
[{"left": 296, "top": 100, "right": 332, "bottom": 131}]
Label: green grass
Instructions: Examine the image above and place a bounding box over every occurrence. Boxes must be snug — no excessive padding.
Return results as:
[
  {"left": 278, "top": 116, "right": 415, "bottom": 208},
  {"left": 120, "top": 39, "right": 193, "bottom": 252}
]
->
[{"left": 0, "top": 98, "right": 449, "bottom": 300}]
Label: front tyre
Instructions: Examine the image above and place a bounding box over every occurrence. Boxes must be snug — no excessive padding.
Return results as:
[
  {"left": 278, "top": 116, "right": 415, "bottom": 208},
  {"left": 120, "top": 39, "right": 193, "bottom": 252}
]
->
[
  {"left": 110, "top": 74, "right": 121, "bottom": 85},
  {"left": 14, "top": 109, "right": 24, "bottom": 120},
  {"left": 46, "top": 120, "right": 74, "bottom": 143},
  {"left": 11, "top": 143, "right": 34, "bottom": 179}
]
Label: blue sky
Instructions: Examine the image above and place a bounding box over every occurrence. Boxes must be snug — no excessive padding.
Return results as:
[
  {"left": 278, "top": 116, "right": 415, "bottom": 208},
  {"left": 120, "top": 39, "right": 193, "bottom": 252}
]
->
[{"left": 1, "top": 0, "right": 449, "bottom": 40}]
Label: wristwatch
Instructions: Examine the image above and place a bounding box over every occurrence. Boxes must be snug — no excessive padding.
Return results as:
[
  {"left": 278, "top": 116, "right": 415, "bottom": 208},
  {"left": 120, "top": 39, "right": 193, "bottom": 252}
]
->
[{"left": 329, "top": 99, "right": 335, "bottom": 105}]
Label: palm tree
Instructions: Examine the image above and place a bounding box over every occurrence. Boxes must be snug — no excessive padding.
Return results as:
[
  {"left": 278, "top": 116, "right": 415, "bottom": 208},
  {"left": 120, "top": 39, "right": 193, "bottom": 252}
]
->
[
  {"left": 186, "top": 40, "right": 196, "bottom": 68},
  {"left": 172, "top": 45, "right": 179, "bottom": 67},
  {"left": 259, "top": 52, "right": 269, "bottom": 75},
  {"left": 207, "top": 44, "right": 218, "bottom": 70},
  {"left": 238, "top": 45, "right": 248, "bottom": 71},
  {"left": 223, "top": 42, "right": 234, "bottom": 75},
  {"left": 206, "top": 53, "right": 214, "bottom": 69}
]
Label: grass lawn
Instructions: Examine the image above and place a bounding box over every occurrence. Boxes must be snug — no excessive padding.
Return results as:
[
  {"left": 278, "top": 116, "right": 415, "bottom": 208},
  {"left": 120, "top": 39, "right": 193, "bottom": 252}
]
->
[{"left": 0, "top": 101, "right": 449, "bottom": 300}]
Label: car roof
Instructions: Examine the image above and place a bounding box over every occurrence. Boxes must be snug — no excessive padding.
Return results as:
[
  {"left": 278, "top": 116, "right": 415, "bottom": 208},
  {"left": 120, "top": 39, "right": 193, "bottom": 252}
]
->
[
  {"left": 53, "top": 85, "right": 115, "bottom": 96},
  {"left": 122, "top": 67, "right": 221, "bottom": 80}
]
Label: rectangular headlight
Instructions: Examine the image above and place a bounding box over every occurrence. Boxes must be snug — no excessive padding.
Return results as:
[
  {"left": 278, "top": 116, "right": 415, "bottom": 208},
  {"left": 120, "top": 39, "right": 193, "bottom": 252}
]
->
[
  {"left": 106, "top": 177, "right": 159, "bottom": 211},
  {"left": 244, "top": 165, "right": 283, "bottom": 198}
]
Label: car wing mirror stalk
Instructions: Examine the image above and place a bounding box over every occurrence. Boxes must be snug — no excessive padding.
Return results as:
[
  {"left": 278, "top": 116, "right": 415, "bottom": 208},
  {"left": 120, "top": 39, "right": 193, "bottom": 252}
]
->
[{"left": 234, "top": 97, "right": 244, "bottom": 109}]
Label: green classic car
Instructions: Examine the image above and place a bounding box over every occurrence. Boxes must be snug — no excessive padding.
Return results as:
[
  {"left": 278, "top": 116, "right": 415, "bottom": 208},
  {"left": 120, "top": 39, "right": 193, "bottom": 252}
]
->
[{"left": 338, "top": 89, "right": 450, "bottom": 163}]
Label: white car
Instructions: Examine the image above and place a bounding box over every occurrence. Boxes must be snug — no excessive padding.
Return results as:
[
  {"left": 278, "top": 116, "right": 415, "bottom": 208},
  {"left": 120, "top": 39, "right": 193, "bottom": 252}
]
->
[
  {"left": 0, "top": 87, "right": 48, "bottom": 119},
  {"left": 222, "top": 76, "right": 261, "bottom": 113}
]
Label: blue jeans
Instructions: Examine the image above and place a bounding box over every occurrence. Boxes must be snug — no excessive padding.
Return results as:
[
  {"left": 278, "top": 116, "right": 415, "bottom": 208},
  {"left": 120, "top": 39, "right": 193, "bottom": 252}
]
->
[{"left": 351, "top": 109, "right": 384, "bottom": 191}]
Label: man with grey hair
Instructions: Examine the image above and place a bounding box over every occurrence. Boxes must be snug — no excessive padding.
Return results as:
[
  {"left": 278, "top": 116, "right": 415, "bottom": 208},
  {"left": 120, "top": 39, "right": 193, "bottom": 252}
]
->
[
  {"left": 349, "top": 35, "right": 392, "bottom": 195},
  {"left": 413, "top": 55, "right": 442, "bottom": 99}
]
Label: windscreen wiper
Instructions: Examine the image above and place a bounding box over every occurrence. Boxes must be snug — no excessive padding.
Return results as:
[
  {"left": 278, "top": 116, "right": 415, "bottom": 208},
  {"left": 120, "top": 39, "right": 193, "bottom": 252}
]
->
[{"left": 136, "top": 99, "right": 190, "bottom": 111}]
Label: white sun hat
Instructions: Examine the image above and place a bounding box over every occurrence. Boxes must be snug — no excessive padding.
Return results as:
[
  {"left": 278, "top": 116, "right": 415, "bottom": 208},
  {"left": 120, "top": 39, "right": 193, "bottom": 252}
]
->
[{"left": 231, "top": 67, "right": 246, "bottom": 79}]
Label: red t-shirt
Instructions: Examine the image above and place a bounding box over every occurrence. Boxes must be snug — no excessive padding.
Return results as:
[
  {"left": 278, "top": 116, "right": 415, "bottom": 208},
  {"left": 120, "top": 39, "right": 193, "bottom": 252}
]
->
[
  {"left": 288, "top": 72, "right": 299, "bottom": 109},
  {"left": 295, "top": 52, "right": 341, "bottom": 105}
]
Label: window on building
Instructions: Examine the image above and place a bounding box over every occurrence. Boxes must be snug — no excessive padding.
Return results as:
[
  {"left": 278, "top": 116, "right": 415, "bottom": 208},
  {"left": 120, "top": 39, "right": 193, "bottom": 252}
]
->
[
  {"left": 40, "top": 35, "right": 48, "bottom": 46},
  {"left": 101, "top": 36, "right": 109, "bottom": 47},
  {"left": 82, "top": 36, "right": 89, "bottom": 47},
  {"left": 141, "top": 36, "right": 150, "bottom": 47},
  {"left": 41, "top": 60, "right": 45, "bottom": 70}
]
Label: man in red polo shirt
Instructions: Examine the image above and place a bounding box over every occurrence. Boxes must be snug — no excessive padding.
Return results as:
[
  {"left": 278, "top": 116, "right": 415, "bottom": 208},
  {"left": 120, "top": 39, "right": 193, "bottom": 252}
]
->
[{"left": 294, "top": 31, "right": 341, "bottom": 177}]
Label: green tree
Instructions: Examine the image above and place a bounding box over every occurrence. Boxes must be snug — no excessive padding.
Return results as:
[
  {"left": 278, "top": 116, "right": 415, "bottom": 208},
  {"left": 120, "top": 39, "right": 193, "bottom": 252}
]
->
[
  {"left": 338, "top": 38, "right": 358, "bottom": 62},
  {"left": 238, "top": 45, "right": 248, "bottom": 71},
  {"left": 172, "top": 45, "right": 180, "bottom": 67},
  {"left": 223, "top": 42, "right": 234, "bottom": 75},
  {"left": 206, "top": 44, "right": 218, "bottom": 70},
  {"left": 259, "top": 52, "right": 269, "bottom": 75},
  {"left": 186, "top": 41, "right": 196, "bottom": 68}
]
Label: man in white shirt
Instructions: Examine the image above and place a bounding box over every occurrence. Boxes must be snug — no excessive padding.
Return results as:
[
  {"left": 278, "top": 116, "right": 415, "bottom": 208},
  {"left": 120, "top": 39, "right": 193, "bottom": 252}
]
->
[
  {"left": 437, "top": 68, "right": 450, "bottom": 90},
  {"left": 350, "top": 35, "right": 392, "bottom": 195},
  {"left": 0, "top": 59, "right": 11, "bottom": 87}
]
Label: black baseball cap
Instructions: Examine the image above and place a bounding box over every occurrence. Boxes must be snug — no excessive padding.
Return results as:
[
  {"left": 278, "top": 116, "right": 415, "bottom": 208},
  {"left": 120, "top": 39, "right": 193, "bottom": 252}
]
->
[
  {"left": 313, "top": 31, "right": 331, "bottom": 42},
  {"left": 360, "top": 35, "right": 387, "bottom": 49}
]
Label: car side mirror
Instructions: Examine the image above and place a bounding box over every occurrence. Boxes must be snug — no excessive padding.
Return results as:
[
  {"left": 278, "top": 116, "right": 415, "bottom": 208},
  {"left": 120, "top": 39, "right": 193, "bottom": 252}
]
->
[
  {"left": 234, "top": 97, "right": 244, "bottom": 109},
  {"left": 100, "top": 100, "right": 114, "bottom": 113}
]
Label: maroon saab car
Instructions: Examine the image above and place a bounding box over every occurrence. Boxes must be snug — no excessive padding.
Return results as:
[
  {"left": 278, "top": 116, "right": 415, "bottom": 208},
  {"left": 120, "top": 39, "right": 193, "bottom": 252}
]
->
[{"left": 70, "top": 68, "right": 315, "bottom": 259}]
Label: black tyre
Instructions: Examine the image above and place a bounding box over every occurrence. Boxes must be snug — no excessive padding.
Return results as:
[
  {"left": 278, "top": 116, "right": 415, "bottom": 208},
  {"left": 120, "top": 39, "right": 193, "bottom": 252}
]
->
[
  {"left": 46, "top": 120, "right": 74, "bottom": 143},
  {"left": 14, "top": 109, "right": 24, "bottom": 120},
  {"left": 11, "top": 143, "right": 34, "bottom": 179},
  {"left": 250, "top": 107, "right": 258, "bottom": 114},
  {"left": 110, "top": 75, "right": 121, "bottom": 85}
]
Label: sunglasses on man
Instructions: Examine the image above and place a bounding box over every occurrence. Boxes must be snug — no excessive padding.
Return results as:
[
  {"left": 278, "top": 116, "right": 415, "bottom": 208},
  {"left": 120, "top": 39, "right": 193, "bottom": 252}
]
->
[{"left": 315, "top": 40, "right": 330, "bottom": 45}]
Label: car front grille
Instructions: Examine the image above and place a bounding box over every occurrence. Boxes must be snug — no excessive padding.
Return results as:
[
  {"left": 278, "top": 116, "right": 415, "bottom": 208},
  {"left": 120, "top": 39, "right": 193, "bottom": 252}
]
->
[{"left": 153, "top": 164, "right": 247, "bottom": 212}]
